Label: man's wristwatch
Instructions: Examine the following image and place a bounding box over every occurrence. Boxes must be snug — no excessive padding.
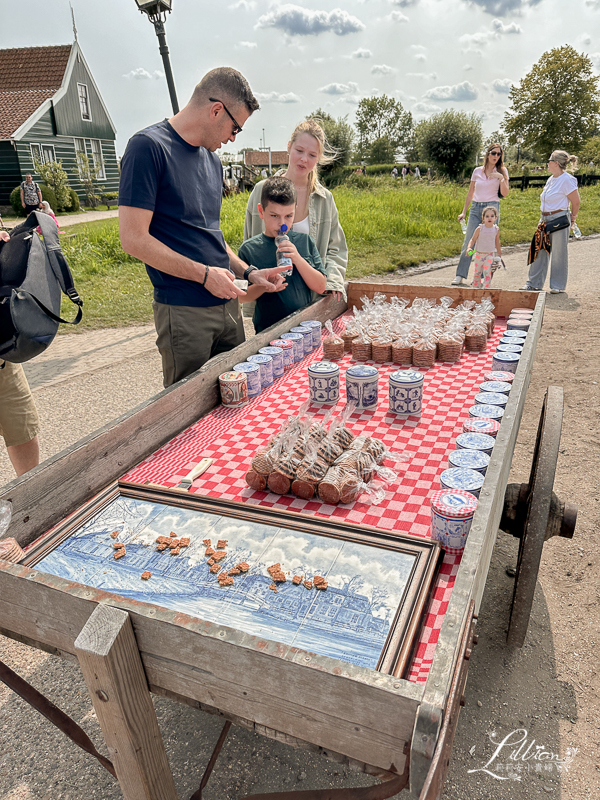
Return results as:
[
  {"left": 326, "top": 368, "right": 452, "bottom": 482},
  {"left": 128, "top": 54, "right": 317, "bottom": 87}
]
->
[{"left": 243, "top": 266, "right": 258, "bottom": 282}]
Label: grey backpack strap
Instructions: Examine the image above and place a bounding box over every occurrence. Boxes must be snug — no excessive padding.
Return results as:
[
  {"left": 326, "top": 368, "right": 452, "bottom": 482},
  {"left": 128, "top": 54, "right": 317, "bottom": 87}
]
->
[{"left": 29, "top": 212, "right": 83, "bottom": 320}]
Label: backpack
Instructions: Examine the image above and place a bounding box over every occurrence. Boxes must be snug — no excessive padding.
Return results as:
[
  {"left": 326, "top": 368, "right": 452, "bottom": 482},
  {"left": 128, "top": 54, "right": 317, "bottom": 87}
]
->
[{"left": 0, "top": 211, "right": 83, "bottom": 363}]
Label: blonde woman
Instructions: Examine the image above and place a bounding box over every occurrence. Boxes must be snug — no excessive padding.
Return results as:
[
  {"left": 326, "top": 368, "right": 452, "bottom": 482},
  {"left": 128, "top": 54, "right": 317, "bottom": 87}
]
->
[
  {"left": 451, "top": 142, "right": 510, "bottom": 285},
  {"left": 522, "top": 150, "right": 580, "bottom": 294},
  {"left": 244, "top": 119, "right": 348, "bottom": 300}
]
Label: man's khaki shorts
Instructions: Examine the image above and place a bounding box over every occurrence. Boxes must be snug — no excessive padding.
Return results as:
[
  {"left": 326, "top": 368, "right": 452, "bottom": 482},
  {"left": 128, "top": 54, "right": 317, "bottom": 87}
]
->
[{"left": 0, "top": 361, "right": 40, "bottom": 447}]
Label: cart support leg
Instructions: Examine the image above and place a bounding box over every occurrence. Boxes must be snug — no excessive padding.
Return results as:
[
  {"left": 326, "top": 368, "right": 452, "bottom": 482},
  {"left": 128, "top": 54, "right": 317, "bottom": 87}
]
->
[{"left": 74, "top": 604, "right": 178, "bottom": 800}]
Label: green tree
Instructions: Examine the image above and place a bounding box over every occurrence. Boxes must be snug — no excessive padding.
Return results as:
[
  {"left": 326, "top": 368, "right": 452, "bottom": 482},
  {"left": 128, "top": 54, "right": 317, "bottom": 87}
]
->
[
  {"left": 307, "top": 108, "right": 354, "bottom": 174},
  {"left": 33, "top": 159, "right": 72, "bottom": 211},
  {"left": 74, "top": 152, "right": 104, "bottom": 208},
  {"left": 502, "top": 46, "right": 600, "bottom": 158},
  {"left": 578, "top": 135, "right": 600, "bottom": 166},
  {"left": 368, "top": 137, "right": 396, "bottom": 165},
  {"left": 415, "top": 110, "right": 482, "bottom": 179},
  {"left": 355, "top": 95, "right": 413, "bottom": 161}
]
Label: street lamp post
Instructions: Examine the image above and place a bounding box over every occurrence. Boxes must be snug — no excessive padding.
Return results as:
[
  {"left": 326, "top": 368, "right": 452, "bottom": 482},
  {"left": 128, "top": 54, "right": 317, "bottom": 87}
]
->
[
  {"left": 516, "top": 136, "right": 523, "bottom": 164},
  {"left": 134, "top": 0, "right": 179, "bottom": 115}
]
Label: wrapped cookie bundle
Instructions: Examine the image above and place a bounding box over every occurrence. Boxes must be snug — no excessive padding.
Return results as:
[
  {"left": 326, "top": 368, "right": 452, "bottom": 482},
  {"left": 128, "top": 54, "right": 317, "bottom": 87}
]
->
[
  {"left": 245, "top": 403, "right": 402, "bottom": 505},
  {"left": 343, "top": 293, "right": 496, "bottom": 368}
]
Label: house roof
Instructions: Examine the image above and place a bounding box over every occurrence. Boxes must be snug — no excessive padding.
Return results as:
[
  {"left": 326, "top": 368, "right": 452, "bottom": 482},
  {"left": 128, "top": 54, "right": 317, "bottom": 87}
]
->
[
  {"left": 0, "top": 44, "right": 72, "bottom": 138},
  {"left": 244, "top": 150, "right": 289, "bottom": 167}
]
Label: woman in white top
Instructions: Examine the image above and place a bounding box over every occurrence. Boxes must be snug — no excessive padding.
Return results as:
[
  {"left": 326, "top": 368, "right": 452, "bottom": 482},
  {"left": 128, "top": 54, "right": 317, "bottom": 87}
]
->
[
  {"left": 244, "top": 119, "right": 348, "bottom": 301},
  {"left": 452, "top": 143, "right": 510, "bottom": 285},
  {"left": 522, "top": 150, "right": 581, "bottom": 294}
]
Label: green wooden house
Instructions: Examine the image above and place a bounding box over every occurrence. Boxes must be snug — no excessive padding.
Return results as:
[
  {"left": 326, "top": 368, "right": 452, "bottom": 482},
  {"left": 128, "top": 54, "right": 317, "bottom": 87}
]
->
[{"left": 0, "top": 42, "right": 118, "bottom": 208}]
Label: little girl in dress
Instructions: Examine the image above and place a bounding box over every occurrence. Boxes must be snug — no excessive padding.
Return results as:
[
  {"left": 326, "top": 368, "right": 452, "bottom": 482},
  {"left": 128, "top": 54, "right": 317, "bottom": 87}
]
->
[{"left": 467, "top": 206, "right": 502, "bottom": 288}]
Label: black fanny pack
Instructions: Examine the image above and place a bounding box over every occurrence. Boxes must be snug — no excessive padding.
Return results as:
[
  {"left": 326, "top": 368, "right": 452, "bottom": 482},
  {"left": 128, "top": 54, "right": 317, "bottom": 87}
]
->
[{"left": 544, "top": 214, "right": 570, "bottom": 234}]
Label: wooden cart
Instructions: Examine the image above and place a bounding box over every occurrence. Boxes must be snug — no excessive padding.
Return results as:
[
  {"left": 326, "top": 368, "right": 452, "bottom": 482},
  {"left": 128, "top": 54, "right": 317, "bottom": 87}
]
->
[{"left": 0, "top": 283, "right": 575, "bottom": 800}]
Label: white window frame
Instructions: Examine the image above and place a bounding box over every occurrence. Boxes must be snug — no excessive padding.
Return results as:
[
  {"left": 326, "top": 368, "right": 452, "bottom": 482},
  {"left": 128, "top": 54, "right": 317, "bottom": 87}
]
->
[
  {"left": 77, "top": 82, "right": 92, "bottom": 121},
  {"left": 89, "top": 139, "right": 105, "bottom": 180},
  {"left": 41, "top": 144, "right": 56, "bottom": 164},
  {"left": 73, "top": 138, "right": 87, "bottom": 177}
]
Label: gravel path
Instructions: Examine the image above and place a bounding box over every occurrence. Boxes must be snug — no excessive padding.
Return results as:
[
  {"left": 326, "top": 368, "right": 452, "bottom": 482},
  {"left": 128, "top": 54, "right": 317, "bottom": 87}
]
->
[{"left": 1, "top": 238, "right": 598, "bottom": 799}]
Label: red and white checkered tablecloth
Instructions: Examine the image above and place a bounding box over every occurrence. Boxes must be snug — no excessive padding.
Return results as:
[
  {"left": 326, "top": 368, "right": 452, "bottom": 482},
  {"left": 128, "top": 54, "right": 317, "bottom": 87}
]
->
[{"left": 123, "top": 315, "right": 507, "bottom": 682}]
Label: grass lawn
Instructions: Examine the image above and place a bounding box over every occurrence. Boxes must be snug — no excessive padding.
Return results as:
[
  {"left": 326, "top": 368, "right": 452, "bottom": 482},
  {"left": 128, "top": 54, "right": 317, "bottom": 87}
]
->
[{"left": 58, "top": 181, "right": 600, "bottom": 330}]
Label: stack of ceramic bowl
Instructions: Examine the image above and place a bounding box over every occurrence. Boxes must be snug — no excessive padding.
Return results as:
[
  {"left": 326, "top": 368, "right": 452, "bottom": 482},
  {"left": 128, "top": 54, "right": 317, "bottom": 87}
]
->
[
  {"left": 479, "top": 380, "right": 511, "bottom": 395},
  {"left": 483, "top": 370, "right": 515, "bottom": 384},
  {"left": 281, "top": 332, "right": 304, "bottom": 363}
]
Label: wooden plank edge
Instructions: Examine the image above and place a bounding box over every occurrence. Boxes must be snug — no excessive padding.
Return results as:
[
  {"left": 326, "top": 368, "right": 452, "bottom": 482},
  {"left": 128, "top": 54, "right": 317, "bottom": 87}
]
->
[{"left": 0, "top": 294, "right": 346, "bottom": 546}]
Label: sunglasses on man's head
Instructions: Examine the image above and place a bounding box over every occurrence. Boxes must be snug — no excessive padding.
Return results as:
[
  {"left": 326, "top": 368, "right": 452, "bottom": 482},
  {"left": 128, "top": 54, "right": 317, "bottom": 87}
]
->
[{"left": 209, "top": 97, "right": 243, "bottom": 135}]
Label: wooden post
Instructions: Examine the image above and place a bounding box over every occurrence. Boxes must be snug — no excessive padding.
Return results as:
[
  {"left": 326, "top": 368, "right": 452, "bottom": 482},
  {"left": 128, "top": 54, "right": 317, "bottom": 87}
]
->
[{"left": 74, "top": 604, "right": 178, "bottom": 800}]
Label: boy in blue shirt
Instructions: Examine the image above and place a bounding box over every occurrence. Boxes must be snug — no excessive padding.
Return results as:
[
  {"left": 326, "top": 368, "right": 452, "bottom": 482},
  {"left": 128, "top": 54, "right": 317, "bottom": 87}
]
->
[{"left": 238, "top": 177, "right": 326, "bottom": 333}]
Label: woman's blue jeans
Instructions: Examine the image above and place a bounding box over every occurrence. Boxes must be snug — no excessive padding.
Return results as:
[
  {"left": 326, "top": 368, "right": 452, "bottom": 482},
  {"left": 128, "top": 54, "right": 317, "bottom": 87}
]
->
[{"left": 455, "top": 200, "right": 501, "bottom": 279}]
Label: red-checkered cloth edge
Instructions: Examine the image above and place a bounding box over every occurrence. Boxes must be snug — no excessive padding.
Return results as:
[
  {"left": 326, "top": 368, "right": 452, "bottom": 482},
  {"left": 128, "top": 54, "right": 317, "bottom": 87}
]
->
[{"left": 123, "top": 315, "right": 507, "bottom": 682}]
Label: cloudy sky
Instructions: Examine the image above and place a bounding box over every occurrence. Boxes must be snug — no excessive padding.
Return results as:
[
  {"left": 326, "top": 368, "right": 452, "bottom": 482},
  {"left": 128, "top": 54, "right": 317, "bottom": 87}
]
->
[{"left": 2, "top": 0, "right": 599, "bottom": 156}]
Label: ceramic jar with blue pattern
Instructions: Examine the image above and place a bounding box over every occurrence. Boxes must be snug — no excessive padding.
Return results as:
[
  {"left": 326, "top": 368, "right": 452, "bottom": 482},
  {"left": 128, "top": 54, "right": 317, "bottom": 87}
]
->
[
  {"left": 455, "top": 432, "right": 495, "bottom": 455},
  {"left": 233, "top": 362, "right": 261, "bottom": 397},
  {"left": 448, "top": 449, "right": 490, "bottom": 475},
  {"left": 440, "top": 467, "right": 485, "bottom": 498},
  {"left": 491, "top": 352, "right": 520, "bottom": 374},
  {"left": 430, "top": 489, "right": 478, "bottom": 551},
  {"left": 281, "top": 332, "right": 304, "bottom": 363},
  {"left": 302, "top": 320, "right": 322, "bottom": 348},
  {"left": 345, "top": 365, "right": 379, "bottom": 410},
  {"left": 474, "top": 391, "right": 509, "bottom": 407},
  {"left": 308, "top": 361, "right": 340, "bottom": 404},
  {"left": 388, "top": 369, "right": 424, "bottom": 417},
  {"left": 496, "top": 343, "right": 523, "bottom": 354},
  {"left": 479, "top": 380, "right": 512, "bottom": 395},
  {"left": 247, "top": 354, "right": 273, "bottom": 387},
  {"left": 291, "top": 326, "right": 313, "bottom": 355},
  {"left": 259, "top": 347, "right": 284, "bottom": 378}
]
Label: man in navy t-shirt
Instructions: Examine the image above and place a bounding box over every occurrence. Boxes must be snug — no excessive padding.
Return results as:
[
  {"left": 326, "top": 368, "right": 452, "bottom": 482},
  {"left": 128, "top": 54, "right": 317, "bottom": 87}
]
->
[{"left": 119, "top": 67, "right": 287, "bottom": 387}]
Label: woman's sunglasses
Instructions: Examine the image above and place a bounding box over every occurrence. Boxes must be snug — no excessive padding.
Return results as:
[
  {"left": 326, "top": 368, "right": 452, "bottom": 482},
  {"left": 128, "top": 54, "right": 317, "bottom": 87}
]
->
[{"left": 489, "top": 150, "right": 502, "bottom": 156}]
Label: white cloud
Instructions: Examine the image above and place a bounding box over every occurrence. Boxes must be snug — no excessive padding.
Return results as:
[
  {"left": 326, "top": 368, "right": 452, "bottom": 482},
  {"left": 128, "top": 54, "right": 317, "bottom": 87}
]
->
[
  {"left": 255, "top": 91, "right": 302, "bottom": 103},
  {"left": 371, "top": 64, "right": 396, "bottom": 75},
  {"left": 389, "top": 11, "right": 410, "bottom": 22},
  {"left": 468, "top": 0, "right": 536, "bottom": 15},
  {"left": 580, "top": 35, "right": 592, "bottom": 45},
  {"left": 585, "top": 0, "right": 600, "bottom": 5},
  {"left": 412, "top": 101, "right": 442, "bottom": 114},
  {"left": 590, "top": 52, "right": 600, "bottom": 69},
  {"left": 491, "top": 18, "right": 522, "bottom": 33},
  {"left": 492, "top": 78, "right": 513, "bottom": 93},
  {"left": 256, "top": 5, "right": 365, "bottom": 36},
  {"left": 390, "top": 0, "right": 417, "bottom": 5},
  {"left": 229, "top": 0, "right": 256, "bottom": 8},
  {"left": 237, "top": 41, "right": 258, "bottom": 49},
  {"left": 464, "top": 64, "right": 474, "bottom": 71},
  {"left": 406, "top": 72, "right": 438, "bottom": 80},
  {"left": 460, "top": 30, "right": 497, "bottom": 47},
  {"left": 123, "top": 68, "right": 164, "bottom": 80},
  {"left": 410, "top": 45, "right": 427, "bottom": 54},
  {"left": 424, "top": 81, "right": 478, "bottom": 101},
  {"left": 319, "top": 82, "right": 360, "bottom": 95},
  {"left": 352, "top": 47, "right": 372, "bottom": 58}
]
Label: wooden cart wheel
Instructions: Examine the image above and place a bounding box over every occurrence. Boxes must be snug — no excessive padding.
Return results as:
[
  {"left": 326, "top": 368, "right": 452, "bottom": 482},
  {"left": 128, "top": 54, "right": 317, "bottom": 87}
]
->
[{"left": 505, "top": 386, "right": 576, "bottom": 647}]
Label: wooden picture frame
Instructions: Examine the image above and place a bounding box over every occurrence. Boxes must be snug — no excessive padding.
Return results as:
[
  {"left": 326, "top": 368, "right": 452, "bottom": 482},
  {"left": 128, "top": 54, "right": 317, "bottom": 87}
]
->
[{"left": 23, "top": 480, "right": 441, "bottom": 679}]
